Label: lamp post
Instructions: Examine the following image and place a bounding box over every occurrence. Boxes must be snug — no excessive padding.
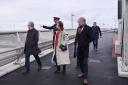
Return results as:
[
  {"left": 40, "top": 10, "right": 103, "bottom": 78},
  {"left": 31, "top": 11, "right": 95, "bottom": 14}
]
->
[{"left": 71, "top": 13, "right": 75, "bottom": 29}]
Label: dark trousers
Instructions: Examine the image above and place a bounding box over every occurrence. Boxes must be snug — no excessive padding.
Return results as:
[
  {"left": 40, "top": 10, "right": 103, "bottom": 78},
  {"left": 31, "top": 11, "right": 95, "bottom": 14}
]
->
[
  {"left": 77, "top": 46, "right": 89, "bottom": 79},
  {"left": 57, "top": 65, "right": 66, "bottom": 71},
  {"left": 93, "top": 39, "right": 98, "bottom": 49},
  {"left": 53, "top": 54, "right": 66, "bottom": 71},
  {"left": 25, "top": 54, "right": 42, "bottom": 71},
  {"left": 78, "top": 57, "right": 88, "bottom": 79}
]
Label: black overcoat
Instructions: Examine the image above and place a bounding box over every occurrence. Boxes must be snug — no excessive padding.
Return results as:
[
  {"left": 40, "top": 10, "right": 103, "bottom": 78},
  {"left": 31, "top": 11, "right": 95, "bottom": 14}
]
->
[
  {"left": 24, "top": 28, "right": 41, "bottom": 55},
  {"left": 75, "top": 24, "right": 92, "bottom": 58}
]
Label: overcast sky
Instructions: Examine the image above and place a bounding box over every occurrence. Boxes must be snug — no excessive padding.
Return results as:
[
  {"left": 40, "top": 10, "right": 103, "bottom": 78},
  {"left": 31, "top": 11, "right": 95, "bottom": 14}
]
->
[{"left": 0, "top": 0, "right": 118, "bottom": 31}]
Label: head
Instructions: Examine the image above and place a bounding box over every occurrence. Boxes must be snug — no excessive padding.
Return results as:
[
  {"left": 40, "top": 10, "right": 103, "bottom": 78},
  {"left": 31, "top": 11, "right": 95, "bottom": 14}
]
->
[
  {"left": 53, "top": 17, "right": 60, "bottom": 24},
  {"left": 57, "top": 21, "right": 64, "bottom": 31},
  {"left": 93, "top": 22, "right": 97, "bottom": 27},
  {"left": 27, "top": 21, "right": 34, "bottom": 30},
  {"left": 78, "top": 17, "right": 86, "bottom": 27}
]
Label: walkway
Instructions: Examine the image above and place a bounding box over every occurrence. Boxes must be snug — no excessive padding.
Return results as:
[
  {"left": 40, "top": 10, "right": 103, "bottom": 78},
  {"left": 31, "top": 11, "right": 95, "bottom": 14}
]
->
[{"left": 0, "top": 32, "right": 128, "bottom": 85}]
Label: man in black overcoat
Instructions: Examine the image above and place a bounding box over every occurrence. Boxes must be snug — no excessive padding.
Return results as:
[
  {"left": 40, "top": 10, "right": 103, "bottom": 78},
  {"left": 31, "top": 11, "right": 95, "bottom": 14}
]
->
[
  {"left": 75, "top": 17, "right": 92, "bottom": 85},
  {"left": 23, "top": 21, "right": 42, "bottom": 74}
]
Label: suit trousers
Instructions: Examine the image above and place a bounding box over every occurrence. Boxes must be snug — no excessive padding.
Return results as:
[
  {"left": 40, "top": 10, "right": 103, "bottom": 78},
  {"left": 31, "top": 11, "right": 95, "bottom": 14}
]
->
[
  {"left": 25, "top": 54, "right": 42, "bottom": 71},
  {"left": 77, "top": 46, "right": 89, "bottom": 79},
  {"left": 93, "top": 39, "right": 98, "bottom": 49}
]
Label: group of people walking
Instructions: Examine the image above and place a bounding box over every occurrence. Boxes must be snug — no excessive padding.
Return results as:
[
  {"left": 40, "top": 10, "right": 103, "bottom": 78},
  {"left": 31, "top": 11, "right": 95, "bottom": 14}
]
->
[{"left": 22, "top": 16, "right": 102, "bottom": 85}]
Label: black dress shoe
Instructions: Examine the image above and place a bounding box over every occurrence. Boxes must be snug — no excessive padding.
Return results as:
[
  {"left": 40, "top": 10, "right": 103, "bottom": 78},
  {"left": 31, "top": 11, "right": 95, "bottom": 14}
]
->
[
  {"left": 77, "top": 74, "right": 84, "bottom": 78},
  {"left": 62, "top": 70, "right": 66, "bottom": 74},
  {"left": 37, "top": 66, "right": 42, "bottom": 71},
  {"left": 54, "top": 70, "right": 61, "bottom": 74},
  {"left": 83, "top": 83, "right": 88, "bottom": 85},
  {"left": 22, "top": 70, "right": 29, "bottom": 75}
]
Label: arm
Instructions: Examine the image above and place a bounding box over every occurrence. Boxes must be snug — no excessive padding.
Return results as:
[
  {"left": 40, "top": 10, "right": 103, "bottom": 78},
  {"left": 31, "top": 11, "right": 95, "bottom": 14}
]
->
[
  {"left": 31, "top": 31, "right": 39, "bottom": 47},
  {"left": 41, "top": 24, "right": 56, "bottom": 30},
  {"left": 87, "top": 27, "right": 93, "bottom": 43},
  {"left": 98, "top": 26, "right": 102, "bottom": 36},
  {"left": 82, "top": 27, "right": 93, "bottom": 48},
  {"left": 74, "top": 29, "right": 78, "bottom": 45}
]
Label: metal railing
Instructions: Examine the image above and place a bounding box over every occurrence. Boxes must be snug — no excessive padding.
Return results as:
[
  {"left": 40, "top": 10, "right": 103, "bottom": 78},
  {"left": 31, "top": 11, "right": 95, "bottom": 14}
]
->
[
  {"left": 0, "top": 29, "right": 116, "bottom": 67},
  {"left": 0, "top": 35, "right": 75, "bottom": 67}
]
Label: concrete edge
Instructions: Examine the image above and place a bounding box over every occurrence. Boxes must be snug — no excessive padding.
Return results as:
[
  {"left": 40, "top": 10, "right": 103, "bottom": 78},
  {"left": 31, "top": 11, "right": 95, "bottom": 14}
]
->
[{"left": 117, "top": 57, "right": 128, "bottom": 77}]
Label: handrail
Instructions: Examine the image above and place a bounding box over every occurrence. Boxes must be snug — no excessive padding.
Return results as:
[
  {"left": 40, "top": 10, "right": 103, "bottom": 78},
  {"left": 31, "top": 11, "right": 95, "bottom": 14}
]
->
[
  {"left": 0, "top": 29, "right": 76, "bottom": 35},
  {"left": 0, "top": 41, "right": 51, "bottom": 54},
  {"left": 0, "top": 30, "right": 115, "bottom": 67},
  {"left": 0, "top": 35, "right": 75, "bottom": 66}
]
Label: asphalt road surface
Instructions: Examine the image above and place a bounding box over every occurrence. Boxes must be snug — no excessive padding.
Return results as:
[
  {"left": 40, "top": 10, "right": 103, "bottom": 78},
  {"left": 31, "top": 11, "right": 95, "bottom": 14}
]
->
[{"left": 0, "top": 32, "right": 128, "bottom": 85}]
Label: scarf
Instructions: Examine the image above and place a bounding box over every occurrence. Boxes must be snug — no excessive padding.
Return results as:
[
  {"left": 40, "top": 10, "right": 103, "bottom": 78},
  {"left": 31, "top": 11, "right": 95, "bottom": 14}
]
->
[{"left": 55, "top": 28, "right": 62, "bottom": 46}]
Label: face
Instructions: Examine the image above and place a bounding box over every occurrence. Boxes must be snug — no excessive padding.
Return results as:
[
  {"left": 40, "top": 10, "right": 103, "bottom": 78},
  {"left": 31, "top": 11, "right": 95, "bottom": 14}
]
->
[
  {"left": 78, "top": 18, "right": 85, "bottom": 27},
  {"left": 54, "top": 19, "right": 59, "bottom": 24},
  {"left": 93, "top": 22, "right": 96, "bottom": 26},
  {"left": 27, "top": 23, "right": 31, "bottom": 30}
]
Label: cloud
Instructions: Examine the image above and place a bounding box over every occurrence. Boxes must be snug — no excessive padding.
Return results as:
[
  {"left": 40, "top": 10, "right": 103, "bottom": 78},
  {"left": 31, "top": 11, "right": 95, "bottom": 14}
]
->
[{"left": 0, "top": 0, "right": 118, "bottom": 31}]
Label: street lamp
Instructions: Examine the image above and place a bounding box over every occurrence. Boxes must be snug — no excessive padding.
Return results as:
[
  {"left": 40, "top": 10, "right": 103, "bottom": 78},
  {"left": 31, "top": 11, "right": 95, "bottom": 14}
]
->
[{"left": 71, "top": 13, "right": 75, "bottom": 29}]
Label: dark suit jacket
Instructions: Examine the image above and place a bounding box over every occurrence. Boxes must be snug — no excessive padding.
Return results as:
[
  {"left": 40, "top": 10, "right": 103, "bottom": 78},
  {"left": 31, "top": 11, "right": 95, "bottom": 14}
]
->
[
  {"left": 75, "top": 24, "right": 92, "bottom": 58},
  {"left": 24, "top": 28, "right": 41, "bottom": 55},
  {"left": 92, "top": 26, "right": 102, "bottom": 40},
  {"left": 43, "top": 24, "right": 57, "bottom": 47}
]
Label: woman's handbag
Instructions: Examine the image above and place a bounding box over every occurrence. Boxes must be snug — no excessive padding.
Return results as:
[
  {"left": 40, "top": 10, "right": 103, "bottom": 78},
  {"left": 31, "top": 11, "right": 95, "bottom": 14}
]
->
[
  {"left": 59, "top": 44, "right": 67, "bottom": 51},
  {"left": 59, "top": 33, "right": 67, "bottom": 51}
]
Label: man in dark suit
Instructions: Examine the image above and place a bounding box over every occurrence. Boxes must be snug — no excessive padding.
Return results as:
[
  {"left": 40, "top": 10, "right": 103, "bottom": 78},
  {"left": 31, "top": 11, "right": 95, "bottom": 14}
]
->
[
  {"left": 23, "top": 21, "right": 42, "bottom": 74},
  {"left": 40, "top": 17, "right": 60, "bottom": 47},
  {"left": 75, "top": 17, "right": 92, "bottom": 85},
  {"left": 92, "top": 22, "right": 102, "bottom": 51}
]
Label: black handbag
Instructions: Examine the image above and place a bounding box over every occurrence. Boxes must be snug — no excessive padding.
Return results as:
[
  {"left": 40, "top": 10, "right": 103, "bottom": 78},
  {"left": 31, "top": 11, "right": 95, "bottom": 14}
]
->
[
  {"left": 59, "top": 33, "right": 67, "bottom": 51},
  {"left": 59, "top": 44, "right": 67, "bottom": 51}
]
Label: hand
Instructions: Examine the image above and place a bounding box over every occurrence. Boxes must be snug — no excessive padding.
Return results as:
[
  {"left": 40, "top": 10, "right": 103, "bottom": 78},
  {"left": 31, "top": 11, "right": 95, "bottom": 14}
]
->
[{"left": 40, "top": 25, "right": 46, "bottom": 28}]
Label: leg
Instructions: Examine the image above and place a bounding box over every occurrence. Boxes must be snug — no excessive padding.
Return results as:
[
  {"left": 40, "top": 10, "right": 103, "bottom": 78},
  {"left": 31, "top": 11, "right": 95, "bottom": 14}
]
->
[
  {"left": 96, "top": 39, "right": 98, "bottom": 50},
  {"left": 83, "top": 57, "right": 88, "bottom": 79},
  {"left": 33, "top": 54, "right": 42, "bottom": 71},
  {"left": 62, "top": 65, "right": 66, "bottom": 73},
  {"left": 54, "top": 65, "right": 61, "bottom": 73},
  {"left": 76, "top": 57, "right": 80, "bottom": 67},
  {"left": 77, "top": 57, "right": 84, "bottom": 78},
  {"left": 93, "top": 40, "right": 95, "bottom": 49},
  {"left": 77, "top": 47, "right": 84, "bottom": 77},
  {"left": 25, "top": 54, "right": 30, "bottom": 71},
  {"left": 82, "top": 48, "right": 89, "bottom": 85},
  {"left": 33, "top": 54, "right": 42, "bottom": 67},
  {"left": 93, "top": 40, "right": 96, "bottom": 50},
  {"left": 78, "top": 57, "right": 84, "bottom": 73},
  {"left": 22, "top": 54, "right": 30, "bottom": 74}
]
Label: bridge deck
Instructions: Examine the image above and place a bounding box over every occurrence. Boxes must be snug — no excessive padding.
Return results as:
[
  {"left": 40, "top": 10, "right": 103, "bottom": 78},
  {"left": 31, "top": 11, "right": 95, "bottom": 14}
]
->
[{"left": 0, "top": 32, "right": 128, "bottom": 85}]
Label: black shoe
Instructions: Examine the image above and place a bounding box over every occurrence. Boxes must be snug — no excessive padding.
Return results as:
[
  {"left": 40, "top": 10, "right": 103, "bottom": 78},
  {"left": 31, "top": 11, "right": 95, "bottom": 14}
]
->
[
  {"left": 77, "top": 74, "right": 84, "bottom": 78},
  {"left": 22, "top": 70, "right": 29, "bottom": 75},
  {"left": 83, "top": 83, "right": 88, "bottom": 85},
  {"left": 62, "top": 70, "right": 66, "bottom": 74},
  {"left": 54, "top": 70, "right": 61, "bottom": 74},
  {"left": 37, "top": 66, "right": 42, "bottom": 71}
]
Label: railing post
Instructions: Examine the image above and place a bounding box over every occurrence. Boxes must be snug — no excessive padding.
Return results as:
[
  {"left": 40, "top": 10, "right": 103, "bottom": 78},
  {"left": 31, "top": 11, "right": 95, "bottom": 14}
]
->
[{"left": 14, "top": 32, "right": 23, "bottom": 65}]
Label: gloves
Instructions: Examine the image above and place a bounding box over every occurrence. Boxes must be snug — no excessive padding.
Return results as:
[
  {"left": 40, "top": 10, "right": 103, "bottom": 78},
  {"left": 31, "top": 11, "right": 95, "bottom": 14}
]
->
[{"left": 42, "top": 25, "right": 47, "bottom": 28}]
